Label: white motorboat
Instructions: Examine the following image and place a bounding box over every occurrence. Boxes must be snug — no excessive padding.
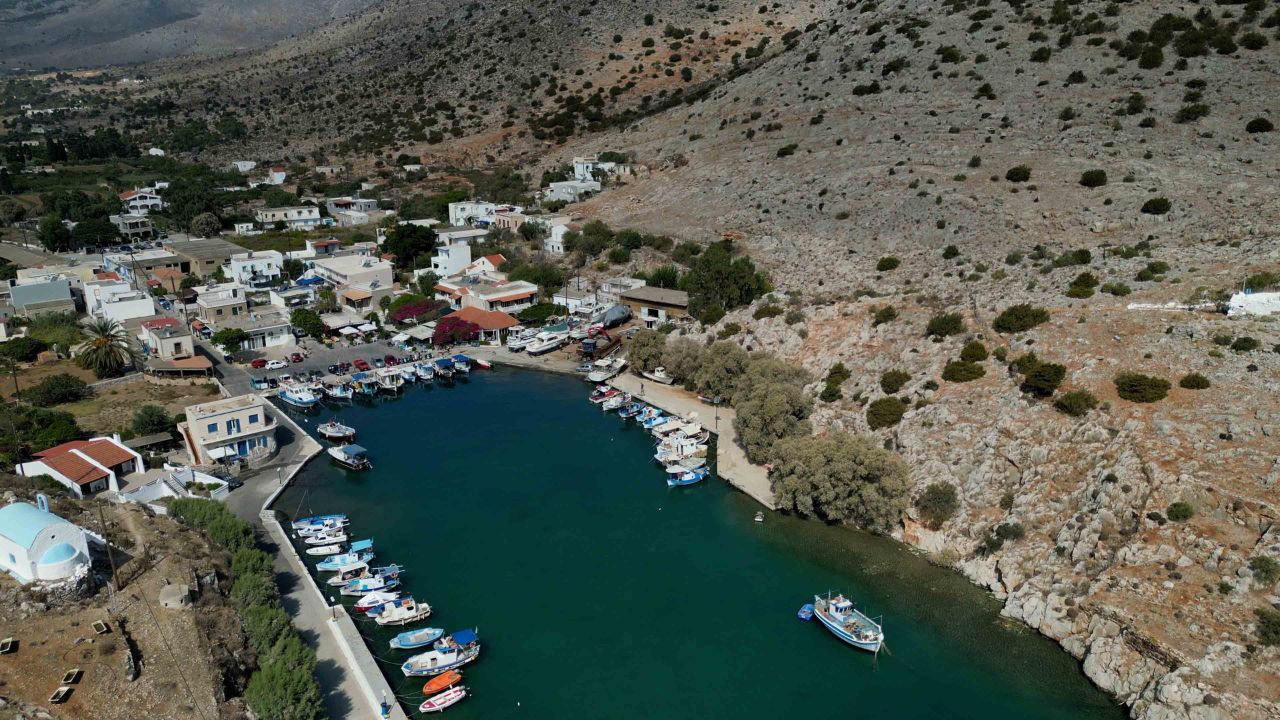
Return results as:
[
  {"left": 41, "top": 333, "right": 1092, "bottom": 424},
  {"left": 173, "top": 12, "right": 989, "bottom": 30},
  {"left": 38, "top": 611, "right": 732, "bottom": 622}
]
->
[
  {"left": 316, "top": 419, "right": 356, "bottom": 442},
  {"left": 586, "top": 355, "right": 626, "bottom": 383},
  {"left": 323, "top": 382, "right": 354, "bottom": 400},
  {"left": 328, "top": 444, "right": 372, "bottom": 471},
  {"left": 304, "top": 530, "right": 348, "bottom": 545},
  {"left": 525, "top": 332, "right": 567, "bottom": 356},
  {"left": 397, "top": 364, "right": 419, "bottom": 382},
  {"left": 505, "top": 328, "right": 537, "bottom": 351},
  {"left": 375, "top": 597, "right": 433, "bottom": 626},
  {"left": 641, "top": 366, "right": 675, "bottom": 384},
  {"left": 601, "top": 392, "right": 631, "bottom": 411},
  {"left": 415, "top": 362, "right": 436, "bottom": 381},
  {"left": 402, "top": 629, "right": 481, "bottom": 676},
  {"left": 325, "top": 561, "right": 369, "bottom": 586},
  {"left": 278, "top": 386, "right": 321, "bottom": 408},
  {"left": 377, "top": 369, "right": 404, "bottom": 393},
  {"left": 292, "top": 514, "right": 346, "bottom": 531}
]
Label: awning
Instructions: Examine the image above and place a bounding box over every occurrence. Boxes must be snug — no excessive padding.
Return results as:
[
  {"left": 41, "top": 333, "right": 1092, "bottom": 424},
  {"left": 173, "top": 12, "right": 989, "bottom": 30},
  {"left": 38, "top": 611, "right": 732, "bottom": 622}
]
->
[
  {"left": 339, "top": 326, "right": 359, "bottom": 336},
  {"left": 206, "top": 446, "right": 238, "bottom": 460},
  {"left": 297, "top": 276, "right": 325, "bottom": 286},
  {"left": 391, "top": 333, "right": 409, "bottom": 344},
  {"left": 342, "top": 288, "right": 372, "bottom": 301},
  {"left": 357, "top": 323, "right": 377, "bottom": 332}
]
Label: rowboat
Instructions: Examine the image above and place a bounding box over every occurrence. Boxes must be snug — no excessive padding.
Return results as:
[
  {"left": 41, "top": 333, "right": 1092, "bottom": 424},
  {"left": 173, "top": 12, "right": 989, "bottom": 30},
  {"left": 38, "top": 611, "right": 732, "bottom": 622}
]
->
[
  {"left": 354, "top": 590, "right": 400, "bottom": 613},
  {"left": 401, "top": 629, "right": 480, "bottom": 676},
  {"left": 375, "top": 597, "right": 433, "bottom": 626},
  {"left": 422, "top": 670, "right": 462, "bottom": 695},
  {"left": 419, "top": 686, "right": 467, "bottom": 713},
  {"left": 316, "top": 419, "right": 356, "bottom": 442},
  {"left": 317, "top": 551, "right": 374, "bottom": 571},
  {"left": 390, "top": 627, "right": 445, "bottom": 650},
  {"left": 812, "top": 591, "right": 884, "bottom": 653}
]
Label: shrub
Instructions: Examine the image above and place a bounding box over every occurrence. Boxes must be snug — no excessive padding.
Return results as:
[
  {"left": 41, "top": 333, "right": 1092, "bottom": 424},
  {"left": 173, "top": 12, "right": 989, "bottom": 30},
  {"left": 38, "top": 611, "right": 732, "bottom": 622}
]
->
[
  {"left": 942, "top": 244, "right": 960, "bottom": 259},
  {"left": 241, "top": 605, "right": 292, "bottom": 654},
  {"left": 1101, "top": 282, "right": 1131, "bottom": 296},
  {"left": 1250, "top": 556, "right": 1280, "bottom": 587},
  {"left": 942, "top": 360, "right": 985, "bottom": 383},
  {"left": 866, "top": 397, "right": 907, "bottom": 430},
  {"left": 926, "top": 312, "right": 965, "bottom": 338},
  {"left": 876, "top": 256, "right": 900, "bottom": 272},
  {"left": 1054, "top": 390, "right": 1098, "bottom": 416},
  {"left": 1021, "top": 362, "right": 1066, "bottom": 397},
  {"left": 993, "top": 304, "right": 1050, "bottom": 333},
  {"left": 1231, "top": 336, "right": 1260, "bottom": 353},
  {"left": 1005, "top": 165, "right": 1032, "bottom": 182},
  {"left": 784, "top": 309, "right": 806, "bottom": 325},
  {"left": 959, "top": 341, "right": 988, "bottom": 362},
  {"left": 717, "top": 322, "right": 742, "bottom": 339},
  {"left": 1141, "top": 197, "right": 1171, "bottom": 215},
  {"left": 1166, "top": 501, "right": 1194, "bottom": 521},
  {"left": 1114, "top": 372, "right": 1170, "bottom": 402},
  {"left": 999, "top": 491, "right": 1015, "bottom": 511},
  {"left": 21, "top": 374, "right": 91, "bottom": 407},
  {"left": 1079, "top": 170, "right": 1108, "bottom": 188},
  {"left": 995, "top": 522, "right": 1026, "bottom": 541},
  {"left": 1065, "top": 285, "right": 1094, "bottom": 299},
  {"left": 0, "top": 336, "right": 47, "bottom": 362},
  {"left": 880, "top": 370, "right": 911, "bottom": 394},
  {"left": 231, "top": 572, "right": 277, "bottom": 607},
  {"left": 872, "top": 306, "right": 897, "bottom": 326},
  {"left": 1179, "top": 373, "right": 1210, "bottom": 389},
  {"left": 1005, "top": 251, "right": 1024, "bottom": 265},
  {"left": 1257, "top": 608, "right": 1280, "bottom": 647},
  {"left": 769, "top": 432, "right": 911, "bottom": 533},
  {"left": 1174, "top": 103, "right": 1209, "bottom": 123},
  {"left": 753, "top": 304, "right": 784, "bottom": 320},
  {"left": 1246, "top": 117, "right": 1275, "bottom": 134},
  {"left": 132, "top": 405, "right": 173, "bottom": 436},
  {"left": 776, "top": 144, "right": 798, "bottom": 157},
  {"left": 916, "top": 483, "right": 960, "bottom": 529}
]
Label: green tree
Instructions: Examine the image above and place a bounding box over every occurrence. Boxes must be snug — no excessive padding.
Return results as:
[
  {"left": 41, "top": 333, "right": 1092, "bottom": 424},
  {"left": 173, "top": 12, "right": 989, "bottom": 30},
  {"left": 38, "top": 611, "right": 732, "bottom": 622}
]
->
[
  {"left": 38, "top": 213, "right": 73, "bottom": 251},
  {"left": 626, "top": 329, "right": 668, "bottom": 373},
  {"left": 916, "top": 482, "right": 960, "bottom": 529},
  {"left": 189, "top": 212, "right": 222, "bottom": 238},
  {"left": 241, "top": 605, "right": 291, "bottom": 654},
  {"left": 210, "top": 328, "right": 251, "bottom": 353},
  {"left": 1054, "top": 390, "right": 1098, "bottom": 417},
  {"left": 231, "top": 573, "right": 278, "bottom": 607},
  {"left": 131, "top": 405, "right": 172, "bottom": 435},
  {"left": 866, "top": 397, "right": 907, "bottom": 430},
  {"left": 69, "top": 216, "right": 120, "bottom": 248},
  {"left": 384, "top": 223, "right": 436, "bottom": 269},
  {"left": 661, "top": 337, "right": 706, "bottom": 386},
  {"left": 245, "top": 635, "right": 324, "bottom": 720},
  {"left": 1114, "top": 372, "right": 1170, "bottom": 402},
  {"left": 22, "top": 374, "right": 91, "bottom": 407},
  {"left": 692, "top": 340, "right": 750, "bottom": 400},
  {"left": 683, "top": 241, "right": 770, "bottom": 321},
  {"left": 647, "top": 265, "right": 681, "bottom": 289},
  {"left": 290, "top": 308, "right": 325, "bottom": 339},
  {"left": 732, "top": 353, "right": 810, "bottom": 405},
  {"left": 880, "top": 370, "right": 910, "bottom": 394},
  {"left": 77, "top": 319, "right": 140, "bottom": 378},
  {"left": 733, "top": 381, "right": 812, "bottom": 463},
  {"left": 770, "top": 432, "right": 911, "bottom": 533},
  {"left": 925, "top": 313, "right": 965, "bottom": 338},
  {"left": 993, "top": 304, "right": 1050, "bottom": 333},
  {"left": 0, "top": 336, "right": 47, "bottom": 362},
  {"left": 1020, "top": 361, "right": 1066, "bottom": 397}
]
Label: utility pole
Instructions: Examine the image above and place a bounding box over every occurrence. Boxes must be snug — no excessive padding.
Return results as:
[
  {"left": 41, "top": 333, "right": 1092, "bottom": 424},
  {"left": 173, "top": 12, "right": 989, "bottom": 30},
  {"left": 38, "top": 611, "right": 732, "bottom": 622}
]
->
[{"left": 96, "top": 501, "right": 121, "bottom": 593}]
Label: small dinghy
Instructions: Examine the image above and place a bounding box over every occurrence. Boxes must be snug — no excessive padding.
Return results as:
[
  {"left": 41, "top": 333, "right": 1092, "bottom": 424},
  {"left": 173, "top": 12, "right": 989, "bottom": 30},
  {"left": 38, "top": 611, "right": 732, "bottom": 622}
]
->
[
  {"left": 419, "top": 686, "right": 467, "bottom": 713},
  {"left": 354, "top": 590, "right": 400, "bottom": 613},
  {"left": 317, "top": 551, "right": 374, "bottom": 571},
  {"left": 391, "top": 627, "right": 445, "bottom": 650},
  {"left": 375, "top": 597, "right": 433, "bottom": 626},
  {"left": 328, "top": 444, "right": 371, "bottom": 471},
  {"left": 422, "top": 670, "right": 462, "bottom": 695},
  {"left": 401, "top": 629, "right": 480, "bottom": 676},
  {"left": 316, "top": 419, "right": 356, "bottom": 442}
]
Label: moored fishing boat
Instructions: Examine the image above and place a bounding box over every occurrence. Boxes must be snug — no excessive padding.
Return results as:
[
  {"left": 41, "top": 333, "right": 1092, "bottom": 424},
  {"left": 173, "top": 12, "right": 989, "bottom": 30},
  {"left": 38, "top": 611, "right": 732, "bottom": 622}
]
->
[
  {"left": 316, "top": 418, "right": 356, "bottom": 442},
  {"left": 415, "top": 362, "right": 436, "bottom": 381},
  {"left": 341, "top": 568, "right": 401, "bottom": 596},
  {"left": 640, "top": 366, "right": 675, "bottom": 384},
  {"left": 640, "top": 410, "right": 667, "bottom": 429},
  {"left": 812, "top": 592, "right": 884, "bottom": 653},
  {"left": 278, "top": 386, "right": 321, "bottom": 408},
  {"left": 354, "top": 590, "right": 399, "bottom": 613},
  {"left": 398, "top": 364, "right": 419, "bottom": 382},
  {"left": 323, "top": 382, "right": 354, "bottom": 400},
  {"left": 654, "top": 436, "right": 708, "bottom": 465},
  {"left": 666, "top": 464, "right": 710, "bottom": 487},
  {"left": 401, "top": 629, "right": 481, "bottom": 676},
  {"left": 618, "top": 401, "right": 644, "bottom": 419},
  {"left": 434, "top": 358, "right": 455, "bottom": 378},
  {"left": 587, "top": 355, "right": 626, "bottom": 383},
  {"left": 450, "top": 354, "right": 472, "bottom": 373},
  {"left": 418, "top": 686, "right": 467, "bottom": 713},
  {"left": 375, "top": 597, "right": 433, "bottom": 626},
  {"left": 421, "top": 670, "right": 462, "bottom": 695},
  {"left": 325, "top": 561, "right": 369, "bottom": 586},
  {"left": 589, "top": 385, "right": 619, "bottom": 404},
  {"left": 602, "top": 392, "right": 631, "bottom": 411},
  {"left": 305, "top": 537, "right": 372, "bottom": 556},
  {"left": 292, "top": 514, "right": 346, "bottom": 530},
  {"left": 316, "top": 551, "right": 374, "bottom": 571},
  {"left": 304, "top": 529, "right": 347, "bottom": 545},
  {"left": 376, "top": 369, "right": 404, "bottom": 393},
  {"left": 390, "top": 627, "right": 445, "bottom": 650},
  {"left": 328, "top": 444, "right": 372, "bottom": 471}
]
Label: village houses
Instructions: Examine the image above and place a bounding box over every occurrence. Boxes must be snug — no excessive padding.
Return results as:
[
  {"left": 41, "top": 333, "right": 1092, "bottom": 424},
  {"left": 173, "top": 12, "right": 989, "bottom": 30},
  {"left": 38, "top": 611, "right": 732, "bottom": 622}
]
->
[
  {"left": 180, "top": 394, "right": 278, "bottom": 466},
  {"left": 18, "top": 436, "right": 144, "bottom": 498},
  {"left": 255, "top": 206, "right": 323, "bottom": 231}
]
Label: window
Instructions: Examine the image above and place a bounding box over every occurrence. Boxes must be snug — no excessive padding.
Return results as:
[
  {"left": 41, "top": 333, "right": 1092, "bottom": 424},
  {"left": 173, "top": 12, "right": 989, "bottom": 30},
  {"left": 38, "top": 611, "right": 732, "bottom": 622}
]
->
[
  {"left": 248, "top": 414, "right": 259, "bottom": 425},
  {"left": 6, "top": 553, "right": 14, "bottom": 566},
  {"left": 206, "top": 423, "right": 217, "bottom": 434}
]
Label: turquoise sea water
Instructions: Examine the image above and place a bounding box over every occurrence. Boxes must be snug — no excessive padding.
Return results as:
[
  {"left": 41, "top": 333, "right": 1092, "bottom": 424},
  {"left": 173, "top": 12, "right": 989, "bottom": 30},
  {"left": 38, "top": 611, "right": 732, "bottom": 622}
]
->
[{"left": 277, "top": 368, "right": 1124, "bottom": 719}]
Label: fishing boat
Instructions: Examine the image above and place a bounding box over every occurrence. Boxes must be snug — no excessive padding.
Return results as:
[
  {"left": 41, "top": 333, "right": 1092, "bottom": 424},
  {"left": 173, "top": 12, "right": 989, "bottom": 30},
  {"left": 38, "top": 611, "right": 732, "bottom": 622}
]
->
[
  {"left": 292, "top": 514, "right": 346, "bottom": 530},
  {"left": 322, "top": 382, "right": 354, "bottom": 400},
  {"left": 434, "top": 358, "right": 455, "bottom": 378},
  {"left": 278, "top": 386, "right": 321, "bottom": 408},
  {"left": 654, "top": 437, "right": 708, "bottom": 465},
  {"left": 316, "top": 551, "right": 374, "bottom": 571},
  {"left": 377, "top": 369, "right": 404, "bottom": 393},
  {"left": 649, "top": 417, "right": 686, "bottom": 437},
  {"left": 390, "top": 627, "right": 445, "bottom": 650},
  {"left": 617, "top": 401, "right": 644, "bottom": 419},
  {"left": 812, "top": 592, "right": 884, "bottom": 653},
  {"left": 401, "top": 629, "right": 480, "bottom": 676},
  {"left": 304, "top": 530, "right": 347, "bottom": 545},
  {"left": 587, "top": 355, "right": 626, "bottom": 383},
  {"left": 450, "top": 354, "right": 472, "bottom": 373},
  {"left": 397, "top": 364, "right": 419, "bottom": 383},
  {"left": 354, "top": 590, "right": 400, "bottom": 613},
  {"left": 666, "top": 464, "right": 709, "bottom": 487},
  {"left": 341, "top": 569, "right": 401, "bottom": 596},
  {"left": 640, "top": 411, "right": 668, "bottom": 430},
  {"left": 589, "top": 385, "right": 620, "bottom": 404},
  {"left": 294, "top": 518, "right": 347, "bottom": 536},
  {"left": 415, "top": 362, "right": 436, "bottom": 381},
  {"left": 602, "top": 392, "right": 631, "bottom": 411},
  {"left": 316, "top": 419, "right": 356, "bottom": 442},
  {"left": 375, "top": 597, "right": 433, "bottom": 626},
  {"left": 325, "top": 561, "right": 370, "bottom": 586},
  {"left": 421, "top": 670, "right": 462, "bottom": 695},
  {"left": 328, "top": 444, "right": 372, "bottom": 471},
  {"left": 641, "top": 366, "right": 675, "bottom": 384},
  {"left": 305, "top": 537, "right": 373, "bottom": 556},
  {"left": 418, "top": 686, "right": 467, "bottom": 713},
  {"left": 637, "top": 407, "right": 663, "bottom": 425}
]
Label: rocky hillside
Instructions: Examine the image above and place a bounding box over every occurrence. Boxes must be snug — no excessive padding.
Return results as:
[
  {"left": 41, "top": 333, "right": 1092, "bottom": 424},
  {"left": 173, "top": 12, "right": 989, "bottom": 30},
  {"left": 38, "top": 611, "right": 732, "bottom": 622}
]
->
[{"left": 0, "top": 0, "right": 377, "bottom": 69}]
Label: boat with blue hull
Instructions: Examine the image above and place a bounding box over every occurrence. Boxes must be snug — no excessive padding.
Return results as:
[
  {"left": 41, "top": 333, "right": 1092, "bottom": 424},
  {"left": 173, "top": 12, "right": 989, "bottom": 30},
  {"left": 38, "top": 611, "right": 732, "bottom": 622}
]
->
[
  {"left": 402, "top": 629, "right": 481, "bottom": 676},
  {"left": 811, "top": 592, "right": 884, "bottom": 653},
  {"left": 434, "top": 358, "right": 455, "bottom": 378},
  {"left": 351, "top": 372, "right": 379, "bottom": 395},
  {"left": 450, "top": 354, "right": 472, "bottom": 373},
  {"left": 279, "top": 386, "right": 321, "bottom": 409},
  {"left": 316, "top": 551, "right": 374, "bottom": 571},
  {"left": 390, "top": 627, "right": 445, "bottom": 650},
  {"left": 292, "top": 514, "right": 346, "bottom": 531},
  {"left": 618, "top": 401, "right": 644, "bottom": 419}
]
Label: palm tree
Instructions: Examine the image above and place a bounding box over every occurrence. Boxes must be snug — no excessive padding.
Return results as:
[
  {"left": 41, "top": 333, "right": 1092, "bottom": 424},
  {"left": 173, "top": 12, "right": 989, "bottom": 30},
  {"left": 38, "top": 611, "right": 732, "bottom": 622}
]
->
[{"left": 77, "top": 318, "right": 141, "bottom": 379}]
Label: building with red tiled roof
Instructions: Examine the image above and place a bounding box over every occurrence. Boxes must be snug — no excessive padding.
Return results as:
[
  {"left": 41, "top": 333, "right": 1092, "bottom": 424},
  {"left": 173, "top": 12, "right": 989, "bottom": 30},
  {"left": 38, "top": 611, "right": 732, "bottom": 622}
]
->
[
  {"left": 20, "top": 436, "right": 145, "bottom": 497},
  {"left": 443, "top": 307, "right": 519, "bottom": 342}
]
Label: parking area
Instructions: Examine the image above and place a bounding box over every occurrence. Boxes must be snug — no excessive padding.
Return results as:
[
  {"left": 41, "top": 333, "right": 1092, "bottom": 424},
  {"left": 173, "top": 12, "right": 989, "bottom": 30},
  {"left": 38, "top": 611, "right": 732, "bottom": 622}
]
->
[{"left": 240, "top": 339, "right": 416, "bottom": 381}]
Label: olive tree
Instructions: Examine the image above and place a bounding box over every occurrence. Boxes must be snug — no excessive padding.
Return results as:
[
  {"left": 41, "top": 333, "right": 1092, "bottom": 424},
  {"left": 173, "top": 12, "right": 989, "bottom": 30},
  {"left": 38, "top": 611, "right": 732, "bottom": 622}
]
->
[
  {"left": 626, "top": 329, "right": 667, "bottom": 373},
  {"left": 661, "top": 337, "right": 706, "bottom": 386},
  {"left": 733, "top": 381, "right": 812, "bottom": 463},
  {"left": 732, "top": 353, "right": 812, "bottom": 405},
  {"left": 770, "top": 432, "right": 911, "bottom": 534},
  {"left": 693, "top": 340, "right": 749, "bottom": 400}
]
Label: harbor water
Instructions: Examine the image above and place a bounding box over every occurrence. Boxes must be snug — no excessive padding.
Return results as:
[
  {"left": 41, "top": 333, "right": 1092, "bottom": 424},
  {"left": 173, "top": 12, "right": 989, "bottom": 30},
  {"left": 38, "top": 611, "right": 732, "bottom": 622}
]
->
[{"left": 277, "top": 367, "right": 1124, "bottom": 719}]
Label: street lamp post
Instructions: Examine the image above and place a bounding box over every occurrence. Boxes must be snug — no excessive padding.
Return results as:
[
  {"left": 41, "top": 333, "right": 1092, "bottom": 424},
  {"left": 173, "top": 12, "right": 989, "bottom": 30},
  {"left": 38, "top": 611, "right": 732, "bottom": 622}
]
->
[{"left": 714, "top": 395, "right": 722, "bottom": 431}]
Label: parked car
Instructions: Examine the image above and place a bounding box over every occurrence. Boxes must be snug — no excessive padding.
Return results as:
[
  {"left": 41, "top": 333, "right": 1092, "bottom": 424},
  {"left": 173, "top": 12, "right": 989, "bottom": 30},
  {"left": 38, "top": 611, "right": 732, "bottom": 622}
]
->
[
  {"left": 226, "top": 477, "right": 244, "bottom": 491},
  {"left": 353, "top": 359, "right": 370, "bottom": 371},
  {"left": 289, "top": 352, "right": 305, "bottom": 364},
  {"left": 383, "top": 354, "right": 398, "bottom": 366},
  {"left": 373, "top": 358, "right": 385, "bottom": 368},
  {"left": 251, "top": 358, "right": 268, "bottom": 369},
  {"left": 265, "top": 359, "right": 288, "bottom": 370},
  {"left": 338, "top": 362, "right": 352, "bottom": 373}
]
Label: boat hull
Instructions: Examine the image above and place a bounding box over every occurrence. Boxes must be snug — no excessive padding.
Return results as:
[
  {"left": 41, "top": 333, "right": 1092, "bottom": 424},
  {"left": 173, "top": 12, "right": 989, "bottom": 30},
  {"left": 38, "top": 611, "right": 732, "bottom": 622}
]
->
[
  {"left": 814, "top": 606, "right": 883, "bottom": 652},
  {"left": 401, "top": 648, "right": 480, "bottom": 677},
  {"left": 390, "top": 628, "right": 444, "bottom": 650}
]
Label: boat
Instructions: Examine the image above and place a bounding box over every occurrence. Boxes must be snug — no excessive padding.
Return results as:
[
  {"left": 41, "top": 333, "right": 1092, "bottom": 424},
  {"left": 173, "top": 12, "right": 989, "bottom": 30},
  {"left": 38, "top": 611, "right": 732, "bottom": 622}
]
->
[
  {"left": 641, "top": 366, "right": 675, "bottom": 384},
  {"left": 325, "top": 561, "right": 370, "bottom": 586},
  {"left": 602, "top": 392, "right": 631, "bottom": 411},
  {"left": 812, "top": 592, "right": 884, "bottom": 653},
  {"left": 295, "top": 518, "right": 346, "bottom": 535},
  {"left": 434, "top": 358, "right": 455, "bottom": 378},
  {"left": 278, "top": 386, "right": 321, "bottom": 408},
  {"left": 797, "top": 603, "right": 814, "bottom": 621},
  {"left": 328, "top": 444, "right": 372, "bottom": 471},
  {"left": 375, "top": 597, "right": 433, "bottom": 626},
  {"left": 316, "top": 551, "right": 374, "bottom": 571},
  {"left": 472, "top": 357, "right": 491, "bottom": 370},
  {"left": 587, "top": 355, "right": 626, "bottom": 383},
  {"left": 640, "top": 411, "right": 667, "bottom": 430},
  {"left": 304, "top": 530, "right": 347, "bottom": 545},
  {"left": 637, "top": 406, "right": 662, "bottom": 424},
  {"left": 397, "top": 364, "right": 419, "bottom": 382},
  {"left": 505, "top": 327, "right": 537, "bottom": 351},
  {"left": 666, "top": 465, "right": 709, "bottom": 487},
  {"left": 292, "top": 514, "right": 346, "bottom": 530},
  {"left": 305, "top": 538, "right": 373, "bottom": 556},
  {"left": 415, "top": 362, "right": 436, "bottom": 381},
  {"left": 421, "top": 670, "right": 463, "bottom": 695},
  {"left": 323, "top": 382, "right": 354, "bottom": 400},
  {"left": 316, "top": 419, "right": 356, "bottom": 442},
  {"left": 377, "top": 369, "right": 404, "bottom": 393},
  {"left": 418, "top": 686, "right": 467, "bottom": 713},
  {"left": 341, "top": 569, "right": 402, "bottom": 596},
  {"left": 526, "top": 332, "right": 566, "bottom": 356},
  {"left": 355, "top": 590, "right": 401, "bottom": 613},
  {"left": 654, "top": 437, "right": 708, "bottom": 465},
  {"left": 617, "top": 401, "right": 644, "bottom": 419},
  {"left": 754, "top": 511, "right": 765, "bottom": 523},
  {"left": 450, "top": 354, "right": 472, "bottom": 373},
  {"left": 401, "top": 629, "right": 480, "bottom": 676},
  {"left": 390, "top": 627, "right": 445, "bottom": 650},
  {"left": 650, "top": 418, "right": 686, "bottom": 437},
  {"left": 588, "top": 385, "right": 619, "bottom": 404},
  {"left": 350, "top": 372, "right": 379, "bottom": 395}
]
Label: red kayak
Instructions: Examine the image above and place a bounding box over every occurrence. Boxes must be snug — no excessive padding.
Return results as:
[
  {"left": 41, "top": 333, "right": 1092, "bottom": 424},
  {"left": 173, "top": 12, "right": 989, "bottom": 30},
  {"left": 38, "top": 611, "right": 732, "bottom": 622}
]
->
[{"left": 422, "top": 670, "right": 462, "bottom": 696}]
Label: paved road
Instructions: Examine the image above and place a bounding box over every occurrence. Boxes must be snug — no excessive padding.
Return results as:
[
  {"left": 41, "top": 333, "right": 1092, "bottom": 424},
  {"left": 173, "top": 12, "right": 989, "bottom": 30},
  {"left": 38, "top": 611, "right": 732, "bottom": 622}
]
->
[{"left": 0, "top": 239, "right": 61, "bottom": 266}]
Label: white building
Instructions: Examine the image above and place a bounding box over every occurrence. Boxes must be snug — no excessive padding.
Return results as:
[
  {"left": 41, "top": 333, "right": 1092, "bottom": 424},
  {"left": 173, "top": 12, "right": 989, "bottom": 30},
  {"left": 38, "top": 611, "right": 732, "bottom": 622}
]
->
[
  {"left": 180, "top": 394, "right": 278, "bottom": 466},
  {"left": 0, "top": 499, "right": 91, "bottom": 585},
  {"left": 233, "top": 222, "right": 258, "bottom": 235},
  {"left": 255, "top": 206, "right": 323, "bottom": 231},
  {"left": 572, "top": 156, "right": 622, "bottom": 181},
  {"left": 1226, "top": 291, "right": 1280, "bottom": 317},
  {"left": 332, "top": 210, "right": 370, "bottom": 228},
  {"left": 446, "top": 201, "right": 526, "bottom": 227},
  {"left": 118, "top": 188, "right": 166, "bottom": 215},
  {"left": 18, "top": 436, "right": 145, "bottom": 498},
  {"left": 434, "top": 270, "right": 538, "bottom": 314},
  {"left": 435, "top": 225, "right": 490, "bottom": 245},
  {"left": 227, "top": 250, "right": 284, "bottom": 287},
  {"left": 147, "top": 147, "right": 166, "bottom": 157},
  {"left": 208, "top": 308, "right": 295, "bottom": 351},
  {"left": 544, "top": 224, "right": 573, "bottom": 255},
  {"left": 269, "top": 286, "right": 317, "bottom": 309},
  {"left": 552, "top": 286, "right": 595, "bottom": 312},
  {"left": 543, "top": 179, "right": 601, "bottom": 204},
  {"left": 326, "top": 197, "right": 378, "bottom": 215},
  {"left": 310, "top": 255, "right": 396, "bottom": 313},
  {"left": 84, "top": 278, "right": 156, "bottom": 323},
  {"left": 267, "top": 167, "right": 287, "bottom": 185},
  {"left": 110, "top": 213, "right": 154, "bottom": 241},
  {"left": 230, "top": 160, "right": 257, "bottom": 173},
  {"left": 428, "top": 242, "right": 472, "bottom": 278}
]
